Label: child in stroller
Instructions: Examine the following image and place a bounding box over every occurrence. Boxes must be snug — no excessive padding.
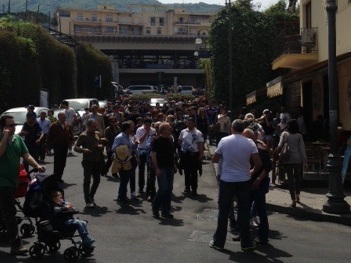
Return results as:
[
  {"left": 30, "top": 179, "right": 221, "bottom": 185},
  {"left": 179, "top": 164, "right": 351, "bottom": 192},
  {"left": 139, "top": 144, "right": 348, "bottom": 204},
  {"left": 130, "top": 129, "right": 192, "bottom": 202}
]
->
[
  {"left": 50, "top": 191, "right": 95, "bottom": 248},
  {"left": 25, "top": 173, "right": 95, "bottom": 261}
]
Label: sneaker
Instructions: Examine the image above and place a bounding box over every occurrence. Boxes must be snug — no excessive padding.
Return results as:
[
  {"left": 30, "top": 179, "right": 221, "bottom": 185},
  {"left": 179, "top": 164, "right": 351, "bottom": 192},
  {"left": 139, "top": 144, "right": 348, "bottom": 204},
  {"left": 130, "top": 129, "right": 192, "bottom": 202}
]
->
[
  {"left": 209, "top": 240, "right": 224, "bottom": 251},
  {"left": 161, "top": 213, "right": 174, "bottom": 219},
  {"left": 10, "top": 238, "right": 28, "bottom": 255},
  {"left": 183, "top": 188, "right": 191, "bottom": 193},
  {"left": 232, "top": 235, "right": 241, "bottom": 242},
  {"left": 152, "top": 209, "right": 160, "bottom": 219},
  {"left": 85, "top": 203, "right": 94, "bottom": 208},
  {"left": 131, "top": 192, "right": 139, "bottom": 199},
  {"left": 251, "top": 216, "right": 260, "bottom": 227},
  {"left": 241, "top": 243, "right": 257, "bottom": 252}
]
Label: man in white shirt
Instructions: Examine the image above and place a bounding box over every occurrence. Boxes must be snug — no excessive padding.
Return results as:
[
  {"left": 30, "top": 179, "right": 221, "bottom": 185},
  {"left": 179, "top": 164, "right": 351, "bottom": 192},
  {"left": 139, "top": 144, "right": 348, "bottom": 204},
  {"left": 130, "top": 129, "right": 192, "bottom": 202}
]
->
[
  {"left": 178, "top": 117, "right": 204, "bottom": 196},
  {"left": 136, "top": 118, "right": 156, "bottom": 194},
  {"left": 37, "top": 111, "right": 51, "bottom": 162},
  {"left": 210, "top": 119, "right": 262, "bottom": 252}
]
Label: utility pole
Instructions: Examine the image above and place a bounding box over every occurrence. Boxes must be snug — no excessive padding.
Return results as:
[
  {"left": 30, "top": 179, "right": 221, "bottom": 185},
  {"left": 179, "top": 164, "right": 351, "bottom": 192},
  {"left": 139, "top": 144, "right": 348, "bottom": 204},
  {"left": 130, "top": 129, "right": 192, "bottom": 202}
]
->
[
  {"left": 322, "top": 0, "right": 350, "bottom": 214},
  {"left": 225, "top": 0, "right": 233, "bottom": 120},
  {"left": 8, "top": 0, "right": 10, "bottom": 13}
]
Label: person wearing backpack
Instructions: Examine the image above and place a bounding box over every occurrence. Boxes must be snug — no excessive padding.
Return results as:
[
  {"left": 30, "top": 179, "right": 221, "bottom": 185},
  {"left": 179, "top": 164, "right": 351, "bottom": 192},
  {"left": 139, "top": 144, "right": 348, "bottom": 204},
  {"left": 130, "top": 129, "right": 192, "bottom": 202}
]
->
[{"left": 0, "top": 115, "right": 45, "bottom": 255}]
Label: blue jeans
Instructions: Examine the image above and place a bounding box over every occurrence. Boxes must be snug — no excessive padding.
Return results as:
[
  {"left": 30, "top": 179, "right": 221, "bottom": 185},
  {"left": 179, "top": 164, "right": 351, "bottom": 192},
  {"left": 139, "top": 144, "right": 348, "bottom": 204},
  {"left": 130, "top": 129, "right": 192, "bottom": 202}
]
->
[
  {"left": 213, "top": 180, "right": 252, "bottom": 248},
  {"left": 152, "top": 167, "right": 174, "bottom": 215},
  {"left": 251, "top": 177, "right": 269, "bottom": 242},
  {"left": 118, "top": 169, "right": 131, "bottom": 201},
  {"left": 65, "top": 219, "right": 92, "bottom": 244}
]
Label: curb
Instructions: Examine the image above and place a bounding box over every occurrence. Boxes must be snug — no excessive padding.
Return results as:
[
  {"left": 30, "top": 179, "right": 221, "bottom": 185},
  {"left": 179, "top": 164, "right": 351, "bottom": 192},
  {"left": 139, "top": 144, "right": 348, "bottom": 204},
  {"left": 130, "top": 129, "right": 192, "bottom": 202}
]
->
[{"left": 267, "top": 203, "right": 351, "bottom": 227}]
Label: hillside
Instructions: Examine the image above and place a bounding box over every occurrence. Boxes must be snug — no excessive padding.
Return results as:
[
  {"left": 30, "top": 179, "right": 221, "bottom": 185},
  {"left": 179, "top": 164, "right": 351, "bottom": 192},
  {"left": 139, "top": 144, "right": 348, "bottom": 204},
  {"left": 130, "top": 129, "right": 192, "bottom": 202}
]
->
[{"left": 4, "top": 0, "right": 222, "bottom": 14}]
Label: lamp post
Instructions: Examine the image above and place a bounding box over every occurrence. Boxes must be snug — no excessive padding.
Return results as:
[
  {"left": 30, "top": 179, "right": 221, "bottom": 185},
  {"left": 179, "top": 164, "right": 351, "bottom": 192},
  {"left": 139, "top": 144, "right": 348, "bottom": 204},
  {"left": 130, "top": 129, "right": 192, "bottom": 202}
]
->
[
  {"left": 322, "top": 0, "right": 350, "bottom": 214},
  {"left": 225, "top": 0, "right": 233, "bottom": 120}
]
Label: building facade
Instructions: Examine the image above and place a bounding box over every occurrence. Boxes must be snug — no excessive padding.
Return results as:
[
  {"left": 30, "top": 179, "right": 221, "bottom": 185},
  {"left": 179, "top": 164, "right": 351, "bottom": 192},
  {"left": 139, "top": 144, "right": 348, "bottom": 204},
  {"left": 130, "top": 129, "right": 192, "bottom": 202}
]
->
[
  {"left": 265, "top": 0, "right": 351, "bottom": 131},
  {"left": 58, "top": 4, "right": 217, "bottom": 90}
]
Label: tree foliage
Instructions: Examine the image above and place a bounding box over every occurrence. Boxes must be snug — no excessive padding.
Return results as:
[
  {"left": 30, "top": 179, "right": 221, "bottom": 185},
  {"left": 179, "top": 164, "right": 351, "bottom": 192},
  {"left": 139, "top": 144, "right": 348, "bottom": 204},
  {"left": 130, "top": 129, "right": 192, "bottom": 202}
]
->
[
  {"left": 209, "top": 0, "right": 298, "bottom": 115},
  {"left": 0, "top": 16, "right": 113, "bottom": 111}
]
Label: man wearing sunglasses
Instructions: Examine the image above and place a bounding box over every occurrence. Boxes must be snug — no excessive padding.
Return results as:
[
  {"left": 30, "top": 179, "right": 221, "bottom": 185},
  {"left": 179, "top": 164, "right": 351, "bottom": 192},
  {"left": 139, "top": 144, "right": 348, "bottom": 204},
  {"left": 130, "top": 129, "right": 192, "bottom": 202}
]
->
[{"left": 0, "top": 115, "right": 45, "bottom": 255}]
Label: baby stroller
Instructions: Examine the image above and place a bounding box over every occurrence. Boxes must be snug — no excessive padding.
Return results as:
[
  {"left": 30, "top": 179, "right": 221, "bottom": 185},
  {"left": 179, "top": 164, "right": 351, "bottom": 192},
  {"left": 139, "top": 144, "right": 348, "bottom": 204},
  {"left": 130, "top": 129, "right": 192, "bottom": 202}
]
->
[
  {"left": 0, "top": 164, "right": 35, "bottom": 238},
  {"left": 23, "top": 172, "right": 94, "bottom": 262}
]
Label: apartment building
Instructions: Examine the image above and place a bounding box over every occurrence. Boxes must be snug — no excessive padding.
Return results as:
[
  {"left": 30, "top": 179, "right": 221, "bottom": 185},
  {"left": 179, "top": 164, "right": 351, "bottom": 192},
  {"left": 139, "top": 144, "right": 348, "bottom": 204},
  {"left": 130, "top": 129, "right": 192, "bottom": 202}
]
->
[
  {"left": 255, "top": 0, "right": 351, "bottom": 131},
  {"left": 58, "top": 4, "right": 217, "bottom": 89}
]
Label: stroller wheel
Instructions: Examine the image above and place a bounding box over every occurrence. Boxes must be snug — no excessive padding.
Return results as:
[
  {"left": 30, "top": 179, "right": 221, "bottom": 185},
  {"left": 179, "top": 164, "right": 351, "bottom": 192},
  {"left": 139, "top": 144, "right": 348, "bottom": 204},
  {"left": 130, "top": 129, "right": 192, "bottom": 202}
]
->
[
  {"left": 79, "top": 244, "right": 94, "bottom": 257},
  {"left": 20, "top": 223, "right": 35, "bottom": 238},
  {"left": 29, "top": 243, "right": 45, "bottom": 258},
  {"left": 45, "top": 241, "right": 61, "bottom": 254},
  {"left": 64, "top": 247, "right": 79, "bottom": 262}
]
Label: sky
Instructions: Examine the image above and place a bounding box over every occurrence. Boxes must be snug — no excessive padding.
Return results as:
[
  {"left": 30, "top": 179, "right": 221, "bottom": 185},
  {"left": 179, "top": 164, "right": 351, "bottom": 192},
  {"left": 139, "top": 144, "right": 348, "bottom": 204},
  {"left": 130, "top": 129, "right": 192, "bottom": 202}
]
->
[{"left": 157, "top": 0, "right": 282, "bottom": 10}]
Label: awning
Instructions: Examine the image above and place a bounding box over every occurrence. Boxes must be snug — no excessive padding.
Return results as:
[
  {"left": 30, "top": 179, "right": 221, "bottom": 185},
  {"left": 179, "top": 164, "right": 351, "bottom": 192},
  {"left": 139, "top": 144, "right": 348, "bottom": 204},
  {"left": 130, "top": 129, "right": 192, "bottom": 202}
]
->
[
  {"left": 246, "top": 91, "right": 256, "bottom": 105},
  {"left": 267, "top": 76, "right": 283, "bottom": 98}
]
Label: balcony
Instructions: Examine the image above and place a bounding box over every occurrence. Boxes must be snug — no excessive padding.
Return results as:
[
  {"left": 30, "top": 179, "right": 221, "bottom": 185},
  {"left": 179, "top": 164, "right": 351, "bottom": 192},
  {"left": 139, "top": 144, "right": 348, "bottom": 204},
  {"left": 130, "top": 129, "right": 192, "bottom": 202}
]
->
[{"left": 272, "top": 27, "right": 318, "bottom": 70}]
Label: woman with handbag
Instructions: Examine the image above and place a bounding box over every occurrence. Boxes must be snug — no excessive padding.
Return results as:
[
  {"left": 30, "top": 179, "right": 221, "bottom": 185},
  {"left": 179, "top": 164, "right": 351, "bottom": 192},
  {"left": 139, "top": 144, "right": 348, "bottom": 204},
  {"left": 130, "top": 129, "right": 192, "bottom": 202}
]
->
[{"left": 276, "top": 119, "right": 307, "bottom": 207}]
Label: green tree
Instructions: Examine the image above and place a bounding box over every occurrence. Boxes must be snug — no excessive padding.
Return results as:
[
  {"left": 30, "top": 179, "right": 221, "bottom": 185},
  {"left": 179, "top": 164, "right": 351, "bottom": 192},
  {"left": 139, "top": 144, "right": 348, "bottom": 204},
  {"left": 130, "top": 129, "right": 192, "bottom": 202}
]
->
[{"left": 209, "top": 0, "right": 298, "bottom": 115}]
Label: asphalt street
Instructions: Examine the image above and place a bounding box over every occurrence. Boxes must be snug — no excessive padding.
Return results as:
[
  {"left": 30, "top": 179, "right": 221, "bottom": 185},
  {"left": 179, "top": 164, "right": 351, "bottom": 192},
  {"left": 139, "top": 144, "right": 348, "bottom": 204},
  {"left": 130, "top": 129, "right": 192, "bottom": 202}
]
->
[{"left": 1, "top": 153, "right": 351, "bottom": 262}]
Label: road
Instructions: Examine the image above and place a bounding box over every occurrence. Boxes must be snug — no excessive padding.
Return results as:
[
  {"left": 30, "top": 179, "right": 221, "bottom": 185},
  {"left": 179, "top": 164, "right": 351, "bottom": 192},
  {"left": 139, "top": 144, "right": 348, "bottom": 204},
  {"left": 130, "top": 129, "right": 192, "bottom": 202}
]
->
[{"left": 1, "top": 154, "right": 351, "bottom": 262}]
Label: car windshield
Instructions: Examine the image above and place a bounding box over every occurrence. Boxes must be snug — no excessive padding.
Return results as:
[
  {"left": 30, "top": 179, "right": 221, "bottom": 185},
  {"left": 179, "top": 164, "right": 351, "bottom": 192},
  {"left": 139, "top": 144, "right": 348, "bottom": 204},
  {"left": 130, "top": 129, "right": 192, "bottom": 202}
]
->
[
  {"left": 182, "top": 86, "right": 192, "bottom": 90},
  {"left": 66, "top": 100, "right": 89, "bottom": 110},
  {"left": 3, "top": 111, "right": 27, "bottom": 125}
]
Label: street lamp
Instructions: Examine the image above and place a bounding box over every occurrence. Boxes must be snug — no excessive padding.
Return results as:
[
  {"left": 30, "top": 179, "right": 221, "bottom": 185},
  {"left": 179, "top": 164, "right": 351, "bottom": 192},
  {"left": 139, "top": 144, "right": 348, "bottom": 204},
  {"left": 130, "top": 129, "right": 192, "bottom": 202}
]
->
[
  {"left": 322, "top": 0, "right": 350, "bottom": 214},
  {"left": 225, "top": 0, "right": 233, "bottom": 120}
]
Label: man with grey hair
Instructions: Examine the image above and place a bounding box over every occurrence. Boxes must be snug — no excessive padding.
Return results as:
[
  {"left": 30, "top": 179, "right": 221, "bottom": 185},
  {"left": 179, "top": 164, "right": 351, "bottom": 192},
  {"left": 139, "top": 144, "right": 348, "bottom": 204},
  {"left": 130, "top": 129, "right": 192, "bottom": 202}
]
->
[{"left": 210, "top": 119, "right": 262, "bottom": 251}]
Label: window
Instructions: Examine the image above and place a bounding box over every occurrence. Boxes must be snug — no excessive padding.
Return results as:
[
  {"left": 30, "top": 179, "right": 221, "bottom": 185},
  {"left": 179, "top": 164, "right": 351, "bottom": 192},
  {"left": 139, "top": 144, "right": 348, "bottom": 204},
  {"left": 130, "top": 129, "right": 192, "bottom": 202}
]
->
[
  {"left": 150, "top": 17, "right": 155, "bottom": 26},
  {"left": 105, "top": 26, "right": 114, "bottom": 33},
  {"left": 159, "top": 17, "right": 164, "bottom": 26},
  {"left": 106, "top": 15, "right": 112, "bottom": 22},
  {"left": 77, "top": 13, "right": 83, "bottom": 20},
  {"left": 146, "top": 27, "right": 151, "bottom": 35},
  {"left": 157, "top": 27, "right": 162, "bottom": 35},
  {"left": 92, "top": 14, "right": 97, "bottom": 22}
]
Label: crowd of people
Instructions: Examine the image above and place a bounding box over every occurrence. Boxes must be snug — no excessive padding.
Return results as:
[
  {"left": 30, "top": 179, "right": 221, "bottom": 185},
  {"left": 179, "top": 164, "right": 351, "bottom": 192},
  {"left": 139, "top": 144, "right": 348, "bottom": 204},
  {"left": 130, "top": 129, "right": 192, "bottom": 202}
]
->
[{"left": 1, "top": 95, "right": 338, "bottom": 255}]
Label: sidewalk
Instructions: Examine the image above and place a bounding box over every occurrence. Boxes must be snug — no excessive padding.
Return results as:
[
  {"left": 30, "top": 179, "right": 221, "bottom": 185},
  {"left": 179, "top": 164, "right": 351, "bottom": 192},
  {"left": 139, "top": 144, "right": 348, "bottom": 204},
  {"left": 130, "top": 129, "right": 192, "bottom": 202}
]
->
[{"left": 205, "top": 143, "right": 351, "bottom": 226}]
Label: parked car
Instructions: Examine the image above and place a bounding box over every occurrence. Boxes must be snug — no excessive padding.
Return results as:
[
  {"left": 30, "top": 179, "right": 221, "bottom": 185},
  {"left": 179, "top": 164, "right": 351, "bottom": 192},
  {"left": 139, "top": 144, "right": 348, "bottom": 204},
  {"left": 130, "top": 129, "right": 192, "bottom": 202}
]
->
[
  {"left": 180, "top": 85, "right": 194, "bottom": 95},
  {"left": 0, "top": 106, "right": 49, "bottom": 134},
  {"left": 123, "top": 85, "right": 157, "bottom": 95},
  {"left": 62, "top": 98, "right": 99, "bottom": 117}
]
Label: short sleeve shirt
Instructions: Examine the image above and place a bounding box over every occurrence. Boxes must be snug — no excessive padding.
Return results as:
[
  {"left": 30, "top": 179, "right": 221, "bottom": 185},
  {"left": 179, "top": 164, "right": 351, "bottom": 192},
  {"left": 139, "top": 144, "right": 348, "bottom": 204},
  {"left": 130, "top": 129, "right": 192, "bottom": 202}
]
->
[
  {"left": 0, "top": 134, "right": 28, "bottom": 187},
  {"left": 178, "top": 128, "right": 204, "bottom": 153},
  {"left": 216, "top": 134, "right": 258, "bottom": 182}
]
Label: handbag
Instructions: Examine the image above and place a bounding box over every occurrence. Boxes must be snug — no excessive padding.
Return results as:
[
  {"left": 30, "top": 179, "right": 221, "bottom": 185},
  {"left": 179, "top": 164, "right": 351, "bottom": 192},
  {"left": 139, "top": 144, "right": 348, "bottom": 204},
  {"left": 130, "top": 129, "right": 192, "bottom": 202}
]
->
[{"left": 279, "top": 142, "right": 290, "bottom": 162}]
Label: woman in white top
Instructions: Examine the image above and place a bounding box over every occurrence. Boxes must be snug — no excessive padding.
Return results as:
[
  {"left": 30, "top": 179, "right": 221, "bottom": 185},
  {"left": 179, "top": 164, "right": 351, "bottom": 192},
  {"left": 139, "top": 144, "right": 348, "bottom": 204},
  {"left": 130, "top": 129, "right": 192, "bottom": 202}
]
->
[{"left": 216, "top": 107, "right": 231, "bottom": 145}]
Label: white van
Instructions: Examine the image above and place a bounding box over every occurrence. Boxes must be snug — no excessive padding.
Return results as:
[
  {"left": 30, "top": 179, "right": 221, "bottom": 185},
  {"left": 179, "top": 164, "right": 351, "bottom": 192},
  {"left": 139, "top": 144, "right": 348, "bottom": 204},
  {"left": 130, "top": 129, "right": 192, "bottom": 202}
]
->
[{"left": 124, "top": 85, "right": 156, "bottom": 95}]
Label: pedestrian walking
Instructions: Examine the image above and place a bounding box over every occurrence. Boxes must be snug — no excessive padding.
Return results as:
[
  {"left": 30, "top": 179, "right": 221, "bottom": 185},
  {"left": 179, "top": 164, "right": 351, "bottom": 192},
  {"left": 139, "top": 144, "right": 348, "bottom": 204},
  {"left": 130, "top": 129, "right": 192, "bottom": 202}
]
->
[
  {"left": 0, "top": 115, "right": 45, "bottom": 255},
  {"left": 104, "top": 116, "right": 121, "bottom": 177},
  {"left": 178, "top": 117, "right": 204, "bottom": 196},
  {"left": 112, "top": 121, "right": 134, "bottom": 206},
  {"left": 151, "top": 122, "right": 176, "bottom": 219},
  {"left": 275, "top": 119, "right": 307, "bottom": 207},
  {"left": 74, "top": 119, "right": 104, "bottom": 208},
  {"left": 46, "top": 112, "right": 74, "bottom": 182},
  {"left": 37, "top": 110, "right": 51, "bottom": 163},
  {"left": 136, "top": 118, "right": 156, "bottom": 194},
  {"left": 19, "top": 114, "right": 44, "bottom": 171},
  {"left": 210, "top": 119, "right": 262, "bottom": 251}
]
